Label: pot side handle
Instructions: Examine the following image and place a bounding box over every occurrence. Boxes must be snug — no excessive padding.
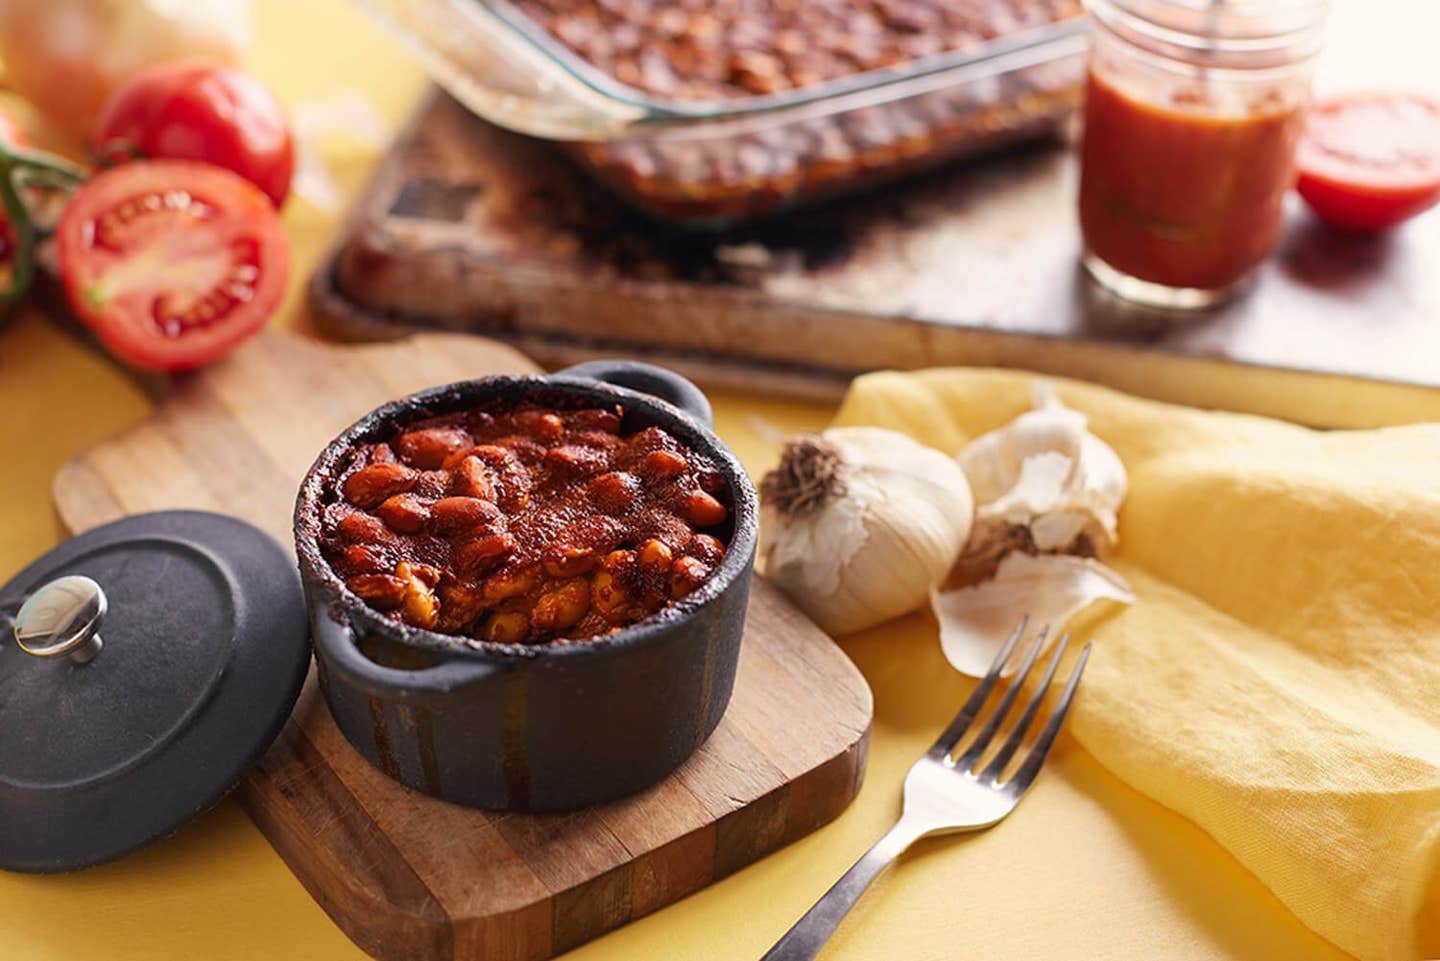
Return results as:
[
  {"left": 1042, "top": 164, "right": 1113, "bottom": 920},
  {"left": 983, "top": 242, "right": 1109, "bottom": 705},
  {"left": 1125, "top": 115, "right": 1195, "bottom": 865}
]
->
[
  {"left": 313, "top": 605, "right": 501, "bottom": 698},
  {"left": 556, "top": 360, "right": 714, "bottom": 428}
]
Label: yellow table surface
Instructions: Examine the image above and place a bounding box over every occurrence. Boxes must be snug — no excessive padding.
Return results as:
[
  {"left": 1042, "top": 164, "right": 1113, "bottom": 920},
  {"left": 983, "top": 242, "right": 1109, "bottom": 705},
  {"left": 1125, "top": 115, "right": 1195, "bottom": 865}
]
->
[{"left": 0, "top": 2, "right": 1406, "bottom": 959}]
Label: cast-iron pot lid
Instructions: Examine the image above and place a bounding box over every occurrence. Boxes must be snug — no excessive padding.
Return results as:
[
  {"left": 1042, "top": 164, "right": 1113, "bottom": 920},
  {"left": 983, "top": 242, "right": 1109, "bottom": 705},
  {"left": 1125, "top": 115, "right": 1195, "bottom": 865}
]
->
[{"left": 0, "top": 511, "right": 309, "bottom": 873}]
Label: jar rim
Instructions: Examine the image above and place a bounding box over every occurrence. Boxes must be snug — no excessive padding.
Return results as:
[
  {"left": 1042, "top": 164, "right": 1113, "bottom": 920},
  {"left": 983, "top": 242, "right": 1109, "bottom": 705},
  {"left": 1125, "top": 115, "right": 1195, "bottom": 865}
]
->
[{"left": 1085, "top": 0, "right": 1328, "bottom": 68}]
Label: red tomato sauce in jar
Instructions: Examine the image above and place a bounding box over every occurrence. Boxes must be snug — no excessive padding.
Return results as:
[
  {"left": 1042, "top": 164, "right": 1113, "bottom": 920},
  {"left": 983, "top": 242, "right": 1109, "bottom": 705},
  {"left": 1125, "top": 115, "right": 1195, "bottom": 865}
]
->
[{"left": 1078, "top": 67, "right": 1306, "bottom": 291}]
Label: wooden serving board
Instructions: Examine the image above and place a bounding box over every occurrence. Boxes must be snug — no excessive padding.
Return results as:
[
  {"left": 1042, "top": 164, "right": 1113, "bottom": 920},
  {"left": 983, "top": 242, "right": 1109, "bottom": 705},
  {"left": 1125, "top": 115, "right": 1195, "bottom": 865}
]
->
[
  {"left": 50, "top": 328, "right": 872, "bottom": 961},
  {"left": 312, "top": 86, "right": 1440, "bottom": 429}
]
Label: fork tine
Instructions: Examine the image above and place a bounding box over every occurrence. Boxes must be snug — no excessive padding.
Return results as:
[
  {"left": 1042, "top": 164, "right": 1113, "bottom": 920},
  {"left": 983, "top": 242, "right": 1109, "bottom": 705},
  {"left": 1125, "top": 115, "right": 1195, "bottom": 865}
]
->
[
  {"left": 953, "top": 625, "right": 1051, "bottom": 770},
  {"left": 978, "top": 633, "right": 1070, "bottom": 783},
  {"left": 926, "top": 616, "right": 1028, "bottom": 759},
  {"left": 1003, "top": 643, "right": 1092, "bottom": 795}
]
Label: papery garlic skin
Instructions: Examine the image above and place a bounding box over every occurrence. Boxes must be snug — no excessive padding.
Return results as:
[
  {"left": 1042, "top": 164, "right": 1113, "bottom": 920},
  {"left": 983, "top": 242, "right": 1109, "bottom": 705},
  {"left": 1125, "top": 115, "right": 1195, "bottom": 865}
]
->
[
  {"left": 958, "top": 382, "right": 1127, "bottom": 565},
  {"left": 932, "top": 552, "right": 1135, "bottom": 677},
  {"left": 762, "top": 427, "right": 974, "bottom": 636}
]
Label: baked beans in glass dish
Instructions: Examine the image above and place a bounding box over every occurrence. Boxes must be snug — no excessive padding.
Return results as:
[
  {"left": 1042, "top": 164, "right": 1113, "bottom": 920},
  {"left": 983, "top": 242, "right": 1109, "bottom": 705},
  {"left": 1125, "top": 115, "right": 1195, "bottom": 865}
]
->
[
  {"left": 350, "top": 0, "right": 1088, "bottom": 226},
  {"left": 319, "top": 401, "right": 732, "bottom": 645}
]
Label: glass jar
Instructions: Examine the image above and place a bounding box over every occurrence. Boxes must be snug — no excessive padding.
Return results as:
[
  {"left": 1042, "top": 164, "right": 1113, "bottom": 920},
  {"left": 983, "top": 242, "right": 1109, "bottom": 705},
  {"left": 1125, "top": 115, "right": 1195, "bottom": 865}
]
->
[{"left": 1078, "top": 0, "right": 1328, "bottom": 308}]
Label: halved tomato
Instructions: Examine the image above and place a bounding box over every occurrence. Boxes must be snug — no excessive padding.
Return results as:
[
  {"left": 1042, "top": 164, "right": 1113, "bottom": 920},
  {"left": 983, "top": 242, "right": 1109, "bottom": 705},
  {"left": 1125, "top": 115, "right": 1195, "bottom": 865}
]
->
[
  {"left": 1296, "top": 92, "right": 1440, "bottom": 231},
  {"left": 56, "top": 160, "right": 290, "bottom": 371}
]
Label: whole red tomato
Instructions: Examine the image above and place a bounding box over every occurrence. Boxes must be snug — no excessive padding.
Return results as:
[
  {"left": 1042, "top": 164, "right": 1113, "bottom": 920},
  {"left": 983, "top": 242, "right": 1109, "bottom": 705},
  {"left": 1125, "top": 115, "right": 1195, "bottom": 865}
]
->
[{"left": 93, "top": 63, "right": 295, "bottom": 207}]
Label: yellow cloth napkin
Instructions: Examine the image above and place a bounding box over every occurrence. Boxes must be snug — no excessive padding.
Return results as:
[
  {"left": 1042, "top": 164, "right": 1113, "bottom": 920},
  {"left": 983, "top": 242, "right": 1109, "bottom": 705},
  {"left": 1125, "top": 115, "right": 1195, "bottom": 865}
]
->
[{"left": 831, "top": 368, "right": 1440, "bottom": 961}]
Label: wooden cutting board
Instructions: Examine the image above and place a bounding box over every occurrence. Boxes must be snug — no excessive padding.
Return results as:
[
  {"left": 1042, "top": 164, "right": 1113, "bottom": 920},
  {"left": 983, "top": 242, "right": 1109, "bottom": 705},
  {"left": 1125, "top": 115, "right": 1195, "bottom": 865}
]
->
[
  {"left": 312, "top": 87, "right": 1440, "bottom": 428},
  {"left": 50, "top": 328, "right": 872, "bottom": 961}
]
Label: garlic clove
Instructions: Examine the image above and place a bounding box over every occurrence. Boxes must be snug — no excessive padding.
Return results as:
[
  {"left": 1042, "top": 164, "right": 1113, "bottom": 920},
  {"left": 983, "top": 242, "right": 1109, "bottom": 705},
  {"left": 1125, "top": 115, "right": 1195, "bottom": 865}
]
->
[
  {"left": 1063, "top": 432, "right": 1127, "bottom": 547},
  {"left": 958, "top": 381, "right": 1127, "bottom": 561},
  {"left": 931, "top": 552, "right": 1134, "bottom": 677},
  {"left": 960, "top": 385, "right": 1086, "bottom": 505},
  {"left": 980, "top": 450, "right": 1075, "bottom": 524}
]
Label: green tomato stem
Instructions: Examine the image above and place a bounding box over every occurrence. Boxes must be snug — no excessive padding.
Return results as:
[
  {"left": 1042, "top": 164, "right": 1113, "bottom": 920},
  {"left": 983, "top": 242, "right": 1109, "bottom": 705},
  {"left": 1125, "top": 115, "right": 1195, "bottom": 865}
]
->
[
  {"left": 0, "top": 168, "right": 35, "bottom": 309},
  {"left": 0, "top": 139, "right": 90, "bottom": 319},
  {"left": 0, "top": 142, "right": 87, "bottom": 184}
]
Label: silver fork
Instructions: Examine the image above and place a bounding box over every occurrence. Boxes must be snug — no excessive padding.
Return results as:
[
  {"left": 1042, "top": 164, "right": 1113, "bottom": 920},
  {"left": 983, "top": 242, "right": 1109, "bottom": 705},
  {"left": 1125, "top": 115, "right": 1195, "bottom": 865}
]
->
[{"left": 760, "top": 619, "right": 1090, "bottom": 961}]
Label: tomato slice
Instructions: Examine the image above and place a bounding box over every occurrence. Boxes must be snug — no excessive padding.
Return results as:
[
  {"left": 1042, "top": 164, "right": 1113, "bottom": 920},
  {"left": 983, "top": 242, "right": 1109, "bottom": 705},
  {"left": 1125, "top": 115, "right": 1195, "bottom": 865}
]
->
[
  {"left": 56, "top": 160, "right": 290, "bottom": 371},
  {"left": 1296, "top": 92, "right": 1440, "bottom": 231}
]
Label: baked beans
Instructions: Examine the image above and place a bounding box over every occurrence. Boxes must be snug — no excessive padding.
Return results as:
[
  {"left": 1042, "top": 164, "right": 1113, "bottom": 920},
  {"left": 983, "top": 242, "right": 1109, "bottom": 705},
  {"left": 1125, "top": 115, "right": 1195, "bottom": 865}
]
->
[{"left": 321, "top": 402, "right": 731, "bottom": 644}]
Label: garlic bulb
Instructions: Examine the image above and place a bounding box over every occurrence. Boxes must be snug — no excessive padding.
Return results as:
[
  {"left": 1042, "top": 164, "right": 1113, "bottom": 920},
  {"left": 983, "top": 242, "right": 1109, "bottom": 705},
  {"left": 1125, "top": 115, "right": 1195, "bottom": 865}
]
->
[
  {"left": 0, "top": 0, "right": 251, "bottom": 140},
  {"left": 761, "top": 427, "right": 974, "bottom": 635},
  {"left": 954, "top": 382, "right": 1127, "bottom": 582}
]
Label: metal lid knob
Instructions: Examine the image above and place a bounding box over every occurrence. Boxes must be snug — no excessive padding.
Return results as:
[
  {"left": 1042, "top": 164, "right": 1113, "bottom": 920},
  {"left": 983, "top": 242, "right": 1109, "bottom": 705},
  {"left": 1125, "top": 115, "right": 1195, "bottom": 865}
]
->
[{"left": 14, "top": 575, "right": 106, "bottom": 664}]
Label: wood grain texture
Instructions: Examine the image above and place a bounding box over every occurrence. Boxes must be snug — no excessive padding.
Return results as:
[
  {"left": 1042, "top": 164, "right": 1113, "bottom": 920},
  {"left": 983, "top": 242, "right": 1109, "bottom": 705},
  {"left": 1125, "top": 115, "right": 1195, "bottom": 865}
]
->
[
  {"left": 311, "top": 88, "right": 1440, "bottom": 428},
  {"left": 50, "top": 328, "right": 872, "bottom": 961}
]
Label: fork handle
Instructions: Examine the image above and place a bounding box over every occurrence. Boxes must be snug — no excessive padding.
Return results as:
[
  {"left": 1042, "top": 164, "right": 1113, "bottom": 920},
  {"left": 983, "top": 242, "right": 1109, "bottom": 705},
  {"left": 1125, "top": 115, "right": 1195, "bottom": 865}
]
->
[{"left": 759, "top": 818, "right": 928, "bottom": 961}]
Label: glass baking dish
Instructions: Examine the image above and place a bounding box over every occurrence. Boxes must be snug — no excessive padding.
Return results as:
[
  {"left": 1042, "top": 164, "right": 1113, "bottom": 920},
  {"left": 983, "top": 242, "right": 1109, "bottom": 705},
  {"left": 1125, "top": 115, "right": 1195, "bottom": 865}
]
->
[{"left": 353, "top": 0, "right": 1090, "bottom": 226}]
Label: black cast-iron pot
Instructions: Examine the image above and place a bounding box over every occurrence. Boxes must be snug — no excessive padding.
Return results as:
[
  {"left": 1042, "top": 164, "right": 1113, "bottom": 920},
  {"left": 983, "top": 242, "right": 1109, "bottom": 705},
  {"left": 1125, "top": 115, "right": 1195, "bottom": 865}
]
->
[{"left": 294, "top": 361, "right": 757, "bottom": 812}]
